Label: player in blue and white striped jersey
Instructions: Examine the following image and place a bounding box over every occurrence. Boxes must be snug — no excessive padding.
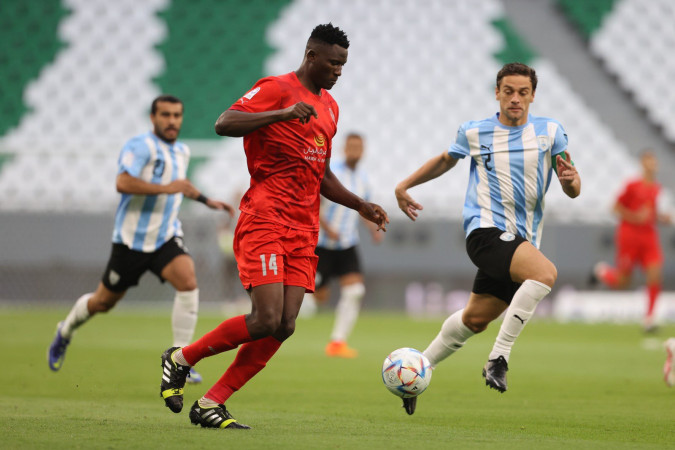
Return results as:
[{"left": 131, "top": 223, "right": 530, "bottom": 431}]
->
[
  {"left": 395, "top": 63, "right": 581, "bottom": 413},
  {"left": 301, "top": 133, "right": 383, "bottom": 358},
  {"left": 48, "top": 96, "right": 234, "bottom": 381}
]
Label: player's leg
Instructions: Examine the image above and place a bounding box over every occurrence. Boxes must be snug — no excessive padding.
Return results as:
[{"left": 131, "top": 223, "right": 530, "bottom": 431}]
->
[
  {"left": 664, "top": 338, "right": 675, "bottom": 387},
  {"left": 326, "top": 272, "right": 364, "bottom": 358},
  {"left": 299, "top": 247, "right": 330, "bottom": 318},
  {"left": 424, "top": 292, "right": 506, "bottom": 367},
  {"left": 189, "top": 283, "right": 300, "bottom": 429},
  {"left": 48, "top": 281, "right": 126, "bottom": 371},
  {"left": 595, "top": 232, "right": 634, "bottom": 289},
  {"left": 488, "top": 241, "right": 556, "bottom": 365},
  {"left": 643, "top": 262, "right": 663, "bottom": 333},
  {"left": 157, "top": 244, "right": 204, "bottom": 383}
]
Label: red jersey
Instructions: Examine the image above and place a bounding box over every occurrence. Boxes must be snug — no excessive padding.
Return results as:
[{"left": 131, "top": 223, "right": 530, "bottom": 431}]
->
[
  {"left": 230, "top": 72, "right": 339, "bottom": 231},
  {"left": 616, "top": 178, "right": 661, "bottom": 235}
]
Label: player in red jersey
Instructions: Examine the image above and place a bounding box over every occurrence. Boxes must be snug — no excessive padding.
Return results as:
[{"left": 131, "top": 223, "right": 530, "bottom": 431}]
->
[
  {"left": 157, "top": 23, "right": 388, "bottom": 429},
  {"left": 593, "top": 150, "right": 672, "bottom": 332}
]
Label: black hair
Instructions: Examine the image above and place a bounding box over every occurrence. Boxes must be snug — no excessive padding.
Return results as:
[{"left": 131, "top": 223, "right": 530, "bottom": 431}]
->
[
  {"left": 309, "top": 23, "right": 349, "bottom": 49},
  {"left": 151, "top": 95, "right": 183, "bottom": 114},
  {"left": 496, "top": 62, "right": 538, "bottom": 91}
]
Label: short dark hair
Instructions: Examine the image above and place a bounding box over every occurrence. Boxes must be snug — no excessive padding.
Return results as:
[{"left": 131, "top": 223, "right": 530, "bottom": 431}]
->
[
  {"left": 309, "top": 23, "right": 349, "bottom": 49},
  {"left": 496, "top": 63, "right": 538, "bottom": 91},
  {"left": 151, "top": 95, "right": 183, "bottom": 114}
]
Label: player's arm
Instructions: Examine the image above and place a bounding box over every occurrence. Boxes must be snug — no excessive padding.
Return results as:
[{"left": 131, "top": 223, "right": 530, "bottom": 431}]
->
[
  {"left": 215, "top": 103, "right": 318, "bottom": 137},
  {"left": 116, "top": 173, "right": 235, "bottom": 215},
  {"left": 553, "top": 151, "right": 581, "bottom": 198},
  {"left": 321, "top": 160, "right": 389, "bottom": 231},
  {"left": 394, "top": 151, "right": 458, "bottom": 221}
]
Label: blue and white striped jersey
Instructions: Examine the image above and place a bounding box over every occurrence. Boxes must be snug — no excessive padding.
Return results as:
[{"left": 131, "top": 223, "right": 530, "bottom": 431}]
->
[
  {"left": 317, "top": 160, "right": 371, "bottom": 250},
  {"left": 112, "top": 132, "right": 190, "bottom": 252},
  {"left": 449, "top": 113, "right": 567, "bottom": 248}
]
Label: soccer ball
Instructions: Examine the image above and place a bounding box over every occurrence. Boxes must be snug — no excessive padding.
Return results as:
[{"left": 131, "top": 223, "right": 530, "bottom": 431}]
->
[{"left": 382, "top": 347, "right": 432, "bottom": 398}]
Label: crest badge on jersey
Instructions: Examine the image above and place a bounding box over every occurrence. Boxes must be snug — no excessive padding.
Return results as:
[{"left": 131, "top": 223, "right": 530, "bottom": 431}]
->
[{"left": 537, "top": 136, "right": 551, "bottom": 151}]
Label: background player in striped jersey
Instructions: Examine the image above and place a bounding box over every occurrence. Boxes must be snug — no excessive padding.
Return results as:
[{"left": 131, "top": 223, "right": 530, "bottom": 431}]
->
[
  {"left": 395, "top": 62, "right": 581, "bottom": 414},
  {"left": 158, "top": 24, "right": 388, "bottom": 430},
  {"left": 301, "top": 132, "right": 383, "bottom": 358},
  {"left": 592, "top": 150, "right": 672, "bottom": 332},
  {"left": 48, "top": 95, "right": 235, "bottom": 384}
]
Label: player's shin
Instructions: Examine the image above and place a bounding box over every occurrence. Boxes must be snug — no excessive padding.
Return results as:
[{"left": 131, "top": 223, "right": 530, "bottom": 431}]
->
[
  {"left": 172, "top": 288, "right": 199, "bottom": 347},
  {"left": 423, "top": 308, "right": 475, "bottom": 367},
  {"left": 60, "top": 293, "right": 93, "bottom": 339},
  {"left": 204, "top": 336, "right": 282, "bottom": 404},
  {"left": 330, "top": 283, "right": 365, "bottom": 342},
  {"left": 489, "top": 280, "right": 551, "bottom": 362}
]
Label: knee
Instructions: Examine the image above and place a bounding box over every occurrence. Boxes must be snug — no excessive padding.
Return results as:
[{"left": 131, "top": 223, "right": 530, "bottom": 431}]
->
[
  {"left": 536, "top": 264, "right": 557, "bottom": 288},
  {"left": 274, "top": 320, "right": 296, "bottom": 342},
  {"left": 90, "top": 296, "right": 116, "bottom": 313},
  {"left": 248, "top": 311, "right": 282, "bottom": 337},
  {"left": 173, "top": 276, "right": 198, "bottom": 292},
  {"left": 462, "top": 313, "right": 490, "bottom": 334}
]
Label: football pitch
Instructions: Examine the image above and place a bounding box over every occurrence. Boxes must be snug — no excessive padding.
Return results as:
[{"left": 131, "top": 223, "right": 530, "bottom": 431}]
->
[{"left": 2, "top": 306, "right": 674, "bottom": 449}]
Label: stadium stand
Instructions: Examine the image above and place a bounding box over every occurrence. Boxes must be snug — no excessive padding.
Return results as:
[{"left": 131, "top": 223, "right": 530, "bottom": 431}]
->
[
  {"left": 583, "top": 0, "right": 675, "bottom": 142},
  {"left": 0, "top": 0, "right": 652, "bottom": 223}
]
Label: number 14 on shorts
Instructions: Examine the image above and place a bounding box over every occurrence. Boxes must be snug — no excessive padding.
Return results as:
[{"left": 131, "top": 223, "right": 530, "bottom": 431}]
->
[{"left": 260, "top": 254, "right": 278, "bottom": 276}]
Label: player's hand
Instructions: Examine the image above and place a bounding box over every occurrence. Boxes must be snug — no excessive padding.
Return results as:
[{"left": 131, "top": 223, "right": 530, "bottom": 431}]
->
[
  {"left": 359, "top": 202, "right": 389, "bottom": 232},
  {"left": 283, "top": 102, "right": 318, "bottom": 125},
  {"left": 395, "top": 185, "right": 423, "bottom": 221},
  {"left": 166, "top": 179, "right": 199, "bottom": 197},
  {"left": 206, "top": 200, "right": 235, "bottom": 217},
  {"left": 556, "top": 151, "right": 578, "bottom": 185},
  {"left": 326, "top": 226, "right": 340, "bottom": 241}
]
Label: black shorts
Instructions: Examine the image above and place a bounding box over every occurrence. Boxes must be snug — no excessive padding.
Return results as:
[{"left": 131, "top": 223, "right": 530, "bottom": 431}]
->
[
  {"left": 101, "top": 236, "right": 189, "bottom": 292},
  {"left": 465, "top": 227, "right": 526, "bottom": 304},
  {"left": 314, "top": 246, "right": 362, "bottom": 289}
]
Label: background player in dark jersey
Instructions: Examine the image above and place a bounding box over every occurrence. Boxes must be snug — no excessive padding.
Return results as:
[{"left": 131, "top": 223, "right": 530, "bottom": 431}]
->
[
  {"left": 592, "top": 150, "right": 672, "bottom": 332},
  {"left": 158, "top": 24, "right": 388, "bottom": 429}
]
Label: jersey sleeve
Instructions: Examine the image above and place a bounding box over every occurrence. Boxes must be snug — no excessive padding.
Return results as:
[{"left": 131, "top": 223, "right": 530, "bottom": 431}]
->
[
  {"left": 229, "top": 78, "right": 282, "bottom": 113},
  {"left": 118, "top": 138, "right": 150, "bottom": 177},
  {"left": 551, "top": 121, "right": 568, "bottom": 156},
  {"left": 448, "top": 123, "right": 470, "bottom": 159}
]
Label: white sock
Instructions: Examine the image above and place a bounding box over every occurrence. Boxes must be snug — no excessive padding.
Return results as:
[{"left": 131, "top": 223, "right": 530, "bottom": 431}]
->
[
  {"left": 60, "top": 293, "right": 93, "bottom": 339},
  {"left": 173, "top": 348, "right": 190, "bottom": 367},
  {"left": 489, "top": 279, "right": 551, "bottom": 362},
  {"left": 330, "top": 283, "right": 365, "bottom": 342},
  {"left": 298, "top": 293, "right": 318, "bottom": 318},
  {"left": 198, "top": 396, "right": 219, "bottom": 408},
  {"left": 423, "top": 309, "right": 475, "bottom": 367},
  {"left": 172, "top": 289, "right": 199, "bottom": 347}
]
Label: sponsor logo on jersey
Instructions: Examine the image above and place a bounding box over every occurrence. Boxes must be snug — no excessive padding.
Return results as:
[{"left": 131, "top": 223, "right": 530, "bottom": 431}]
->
[
  {"left": 500, "top": 232, "right": 515, "bottom": 242},
  {"left": 241, "top": 87, "right": 261, "bottom": 102},
  {"left": 314, "top": 134, "right": 326, "bottom": 147}
]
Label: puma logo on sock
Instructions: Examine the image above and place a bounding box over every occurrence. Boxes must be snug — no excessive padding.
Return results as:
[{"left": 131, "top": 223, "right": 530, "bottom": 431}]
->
[{"left": 513, "top": 314, "right": 526, "bottom": 324}]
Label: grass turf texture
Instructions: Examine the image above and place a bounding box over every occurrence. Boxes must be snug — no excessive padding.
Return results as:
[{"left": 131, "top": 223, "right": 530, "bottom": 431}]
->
[{"left": 2, "top": 306, "right": 674, "bottom": 449}]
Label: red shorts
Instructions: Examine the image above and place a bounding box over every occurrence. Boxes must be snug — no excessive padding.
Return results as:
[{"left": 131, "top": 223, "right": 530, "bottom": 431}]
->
[
  {"left": 233, "top": 212, "right": 319, "bottom": 291},
  {"left": 615, "top": 228, "right": 663, "bottom": 273}
]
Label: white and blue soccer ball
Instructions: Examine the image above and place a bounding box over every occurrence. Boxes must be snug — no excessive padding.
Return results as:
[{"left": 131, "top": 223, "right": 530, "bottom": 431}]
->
[{"left": 382, "top": 347, "right": 432, "bottom": 398}]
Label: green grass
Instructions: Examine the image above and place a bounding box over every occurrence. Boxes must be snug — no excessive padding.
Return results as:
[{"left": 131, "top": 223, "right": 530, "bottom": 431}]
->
[{"left": 2, "top": 306, "right": 674, "bottom": 449}]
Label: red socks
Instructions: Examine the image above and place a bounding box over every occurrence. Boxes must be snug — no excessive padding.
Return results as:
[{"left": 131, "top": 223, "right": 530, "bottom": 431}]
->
[
  {"left": 647, "top": 284, "right": 661, "bottom": 318},
  {"left": 205, "top": 336, "right": 282, "bottom": 404},
  {"left": 598, "top": 265, "right": 620, "bottom": 288},
  {"left": 181, "top": 315, "right": 252, "bottom": 366}
]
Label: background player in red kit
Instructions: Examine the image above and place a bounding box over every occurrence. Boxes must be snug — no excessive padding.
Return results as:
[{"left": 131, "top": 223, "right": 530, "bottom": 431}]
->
[
  {"left": 593, "top": 150, "right": 672, "bottom": 332},
  {"left": 157, "top": 23, "right": 388, "bottom": 429}
]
